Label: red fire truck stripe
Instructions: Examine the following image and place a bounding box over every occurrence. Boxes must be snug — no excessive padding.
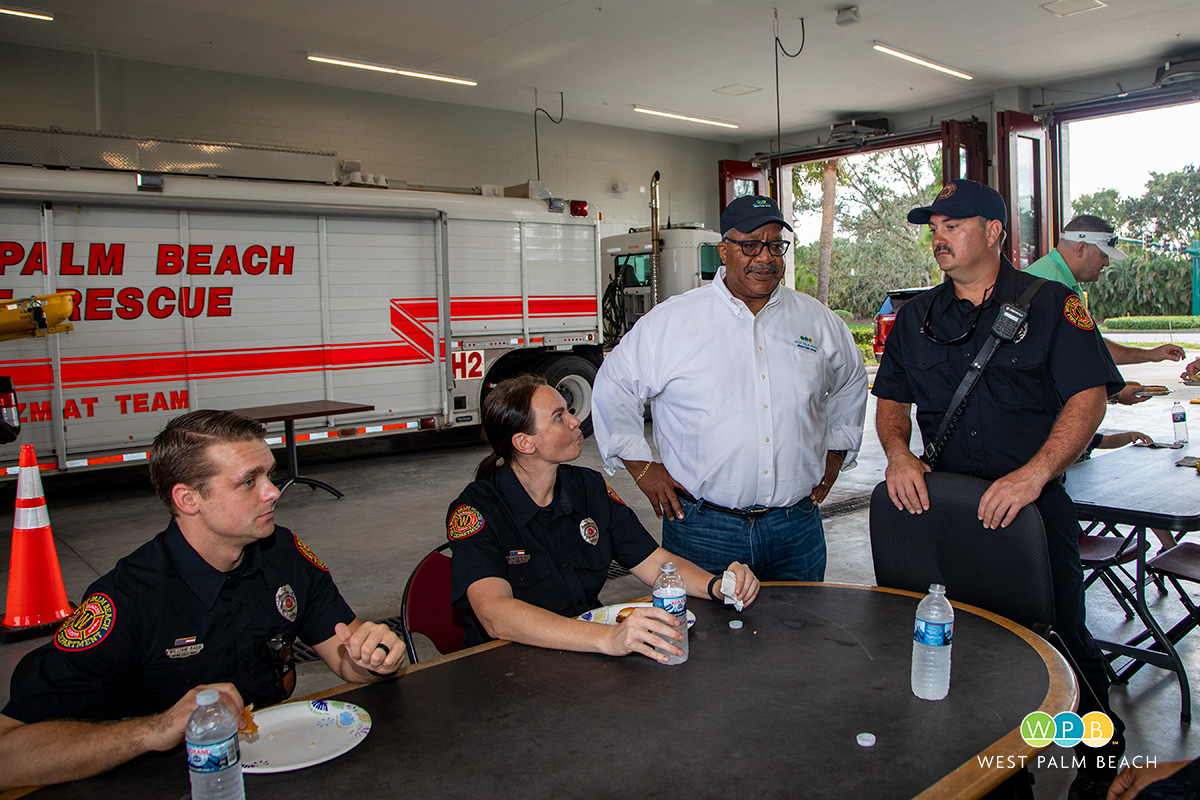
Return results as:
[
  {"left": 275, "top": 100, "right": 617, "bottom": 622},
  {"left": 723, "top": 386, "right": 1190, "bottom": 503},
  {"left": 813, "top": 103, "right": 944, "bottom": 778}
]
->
[{"left": 5, "top": 295, "right": 596, "bottom": 392}]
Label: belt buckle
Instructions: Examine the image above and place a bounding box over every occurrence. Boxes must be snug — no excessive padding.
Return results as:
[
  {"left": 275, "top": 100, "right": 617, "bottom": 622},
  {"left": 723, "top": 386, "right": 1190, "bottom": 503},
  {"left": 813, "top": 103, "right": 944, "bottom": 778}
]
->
[{"left": 745, "top": 506, "right": 771, "bottom": 519}]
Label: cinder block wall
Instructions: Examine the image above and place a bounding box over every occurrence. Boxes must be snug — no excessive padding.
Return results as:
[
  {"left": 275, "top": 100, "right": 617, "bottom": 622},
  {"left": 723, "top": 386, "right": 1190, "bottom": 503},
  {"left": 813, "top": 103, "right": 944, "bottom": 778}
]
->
[{"left": 0, "top": 44, "right": 736, "bottom": 238}]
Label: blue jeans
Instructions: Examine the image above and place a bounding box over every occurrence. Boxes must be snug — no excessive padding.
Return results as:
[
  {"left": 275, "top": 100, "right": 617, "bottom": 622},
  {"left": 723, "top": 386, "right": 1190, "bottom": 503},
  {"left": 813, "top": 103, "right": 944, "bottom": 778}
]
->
[{"left": 662, "top": 495, "right": 826, "bottom": 582}]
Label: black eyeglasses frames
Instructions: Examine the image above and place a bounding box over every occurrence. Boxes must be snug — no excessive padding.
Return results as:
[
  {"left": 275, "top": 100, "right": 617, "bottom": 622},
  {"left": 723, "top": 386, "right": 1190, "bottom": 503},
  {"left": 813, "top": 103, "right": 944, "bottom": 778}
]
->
[{"left": 721, "top": 238, "right": 791, "bottom": 258}]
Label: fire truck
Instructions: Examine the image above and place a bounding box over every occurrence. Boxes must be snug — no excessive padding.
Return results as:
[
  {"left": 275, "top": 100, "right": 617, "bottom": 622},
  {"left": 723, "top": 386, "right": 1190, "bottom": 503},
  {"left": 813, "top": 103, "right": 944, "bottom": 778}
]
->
[{"left": 0, "top": 161, "right": 602, "bottom": 475}]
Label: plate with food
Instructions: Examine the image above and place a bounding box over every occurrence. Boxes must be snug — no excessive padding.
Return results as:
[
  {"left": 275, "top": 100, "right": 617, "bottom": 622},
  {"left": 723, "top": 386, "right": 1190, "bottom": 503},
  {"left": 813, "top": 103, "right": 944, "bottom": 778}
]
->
[
  {"left": 578, "top": 602, "right": 696, "bottom": 628},
  {"left": 240, "top": 700, "right": 371, "bottom": 773},
  {"left": 1134, "top": 384, "right": 1171, "bottom": 397}
]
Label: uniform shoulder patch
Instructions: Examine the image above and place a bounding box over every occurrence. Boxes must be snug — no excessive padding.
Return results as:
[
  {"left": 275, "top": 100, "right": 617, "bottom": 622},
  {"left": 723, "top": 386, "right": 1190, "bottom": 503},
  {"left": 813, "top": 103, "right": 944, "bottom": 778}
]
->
[
  {"left": 606, "top": 484, "right": 625, "bottom": 505},
  {"left": 1063, "top": 295, "right": 1095, "bottom": 330},
  {"left": 448, "top": 505, "right": 485, "bottom": 540},
  {"left": 55, "top": 593, "right": 116, "bottom": 651},
  {"left": 294, "top": 535, "right": 330, "bottom": 571}
]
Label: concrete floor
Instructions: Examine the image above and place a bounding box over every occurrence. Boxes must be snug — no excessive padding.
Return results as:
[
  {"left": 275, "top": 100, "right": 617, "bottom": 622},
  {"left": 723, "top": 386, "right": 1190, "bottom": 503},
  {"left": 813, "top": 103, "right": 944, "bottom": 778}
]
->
[{"left": 1, "top": 349, "right": 1199, "bottom": 797}]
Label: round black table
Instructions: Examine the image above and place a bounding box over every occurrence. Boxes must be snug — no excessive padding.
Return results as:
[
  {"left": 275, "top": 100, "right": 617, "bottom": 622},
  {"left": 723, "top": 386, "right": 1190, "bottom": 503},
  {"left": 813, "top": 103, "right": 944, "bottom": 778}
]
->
[{"left": 11, "top": 584, "right": 1075, "bottom": 800}]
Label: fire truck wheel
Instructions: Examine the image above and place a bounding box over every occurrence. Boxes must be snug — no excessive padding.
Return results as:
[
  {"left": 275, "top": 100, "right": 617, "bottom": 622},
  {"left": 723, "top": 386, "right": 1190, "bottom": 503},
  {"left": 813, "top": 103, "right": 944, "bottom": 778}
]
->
[{"left": 536, "top": 355, "right": 597, "bottom": 438}]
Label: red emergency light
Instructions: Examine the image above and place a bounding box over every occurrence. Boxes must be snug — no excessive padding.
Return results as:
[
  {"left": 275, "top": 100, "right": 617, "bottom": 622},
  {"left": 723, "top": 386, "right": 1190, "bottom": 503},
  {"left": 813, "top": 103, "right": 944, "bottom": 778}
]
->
[
  {"left": 0, "top": 376, "right": 19, "bottom": 445},
  {"left": 569, "top": 200, "right": 589, "bottom": 218}
]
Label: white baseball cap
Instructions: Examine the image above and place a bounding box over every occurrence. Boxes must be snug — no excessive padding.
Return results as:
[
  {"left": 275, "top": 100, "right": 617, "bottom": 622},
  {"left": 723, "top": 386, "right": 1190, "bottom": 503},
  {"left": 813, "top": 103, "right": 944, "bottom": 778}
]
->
[{"left": 1060, "top": 229, "right": 1128, "bottom": 261}]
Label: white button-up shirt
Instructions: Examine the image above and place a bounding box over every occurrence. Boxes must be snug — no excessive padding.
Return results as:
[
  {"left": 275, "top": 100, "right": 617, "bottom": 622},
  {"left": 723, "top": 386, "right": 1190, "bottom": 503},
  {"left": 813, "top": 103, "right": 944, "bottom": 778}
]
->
[{"left": 593, "top": 267, "right": 869, "bottom": 509}]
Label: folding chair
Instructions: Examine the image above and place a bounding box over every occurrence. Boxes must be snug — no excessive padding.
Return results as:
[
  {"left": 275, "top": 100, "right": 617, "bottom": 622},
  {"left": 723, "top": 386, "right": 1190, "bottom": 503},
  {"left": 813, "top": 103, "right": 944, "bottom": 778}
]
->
[
  {"left": 1116, "top": 543, "right": 1200, "bottom": 682},
  {"left": 400, "top": 543, "right": 466, "bottom": 664},
  {"left": 1077, "top": 523, "right": 1145, "bottom": 620}
]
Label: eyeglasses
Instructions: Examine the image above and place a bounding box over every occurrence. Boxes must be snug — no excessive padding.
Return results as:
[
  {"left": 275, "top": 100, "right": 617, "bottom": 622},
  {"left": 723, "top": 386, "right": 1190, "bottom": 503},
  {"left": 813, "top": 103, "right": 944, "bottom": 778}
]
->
[
  {"left": 267, "top": 628, "right": 296, "bottom": 702},
  {"left": 921, "top": 287, "right": 993, "bottom": 346},
  {"left": 721, "top": 237, "right": 791, "bottom": 257}
]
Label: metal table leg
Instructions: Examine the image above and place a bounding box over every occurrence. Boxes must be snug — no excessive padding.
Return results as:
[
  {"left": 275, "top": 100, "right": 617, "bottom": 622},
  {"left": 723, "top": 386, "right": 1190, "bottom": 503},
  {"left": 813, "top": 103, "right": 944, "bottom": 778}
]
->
[
  {"left": 277, "top": 419, "right": 343, "bottom": 499},
  {"left": 1094, "top": 525, "right": 1191, "bottom": 721}
]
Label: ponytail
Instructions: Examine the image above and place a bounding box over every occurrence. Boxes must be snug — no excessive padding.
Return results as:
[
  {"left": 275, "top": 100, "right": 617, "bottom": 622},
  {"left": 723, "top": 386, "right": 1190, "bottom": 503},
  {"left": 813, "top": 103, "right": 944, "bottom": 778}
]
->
[{"left": 475, "top": 451, "right": 502, "bottom": 481}]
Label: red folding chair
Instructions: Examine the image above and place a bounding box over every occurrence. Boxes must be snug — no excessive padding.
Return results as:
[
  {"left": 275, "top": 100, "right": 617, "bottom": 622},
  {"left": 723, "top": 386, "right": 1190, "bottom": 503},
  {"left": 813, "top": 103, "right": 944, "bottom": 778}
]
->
[{"left": 400, "top": 543, "right": 466, "bottom": 664}]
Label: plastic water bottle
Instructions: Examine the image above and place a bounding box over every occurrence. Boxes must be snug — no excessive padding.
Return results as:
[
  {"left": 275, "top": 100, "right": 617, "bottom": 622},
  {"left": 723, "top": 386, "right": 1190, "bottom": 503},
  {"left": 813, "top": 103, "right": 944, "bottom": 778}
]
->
[
  {"left": 1173, "top": 401, "right": 1189, "bottom": 445},
  {"left": 185, "top": 689, "right": 245, "bottom": 800},
  {"left": 911, "top": 584, "right": 954, "bottom": 701},
  {"left": 652, "top": 561, "right": 688, "bottom": 665}
]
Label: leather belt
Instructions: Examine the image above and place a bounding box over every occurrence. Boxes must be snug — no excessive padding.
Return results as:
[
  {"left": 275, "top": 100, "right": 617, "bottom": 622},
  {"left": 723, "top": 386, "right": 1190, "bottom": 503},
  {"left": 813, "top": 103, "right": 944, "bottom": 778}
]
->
[{"left": 675, "top": 489, "right": 781, "bottom": 519}]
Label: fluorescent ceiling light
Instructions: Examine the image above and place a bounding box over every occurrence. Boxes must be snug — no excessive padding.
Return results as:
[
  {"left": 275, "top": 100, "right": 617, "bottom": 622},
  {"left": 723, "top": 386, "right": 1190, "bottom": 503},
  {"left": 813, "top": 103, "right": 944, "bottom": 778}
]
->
[
  {"left": 0, "top": 3, "right": 54, "bottom": 20},
  {"left": 872, "top": 42, "right": 973, "bottom": 80},
  {"left": 307, "top": 53, "right": 476, "bottom": 86},
  {"left": 634, "top": 107, "right": 738, "bottom": 129},
  {"left": 1041, "top": 0, "right": 1106, "bottom": 17}
]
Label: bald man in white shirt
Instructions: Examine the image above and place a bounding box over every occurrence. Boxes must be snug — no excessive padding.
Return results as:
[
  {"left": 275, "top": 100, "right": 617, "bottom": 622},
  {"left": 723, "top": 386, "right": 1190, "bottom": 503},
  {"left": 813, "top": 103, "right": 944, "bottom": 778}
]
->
[{"left": 592, "top": 195, "right": 869, "bottom": 581}]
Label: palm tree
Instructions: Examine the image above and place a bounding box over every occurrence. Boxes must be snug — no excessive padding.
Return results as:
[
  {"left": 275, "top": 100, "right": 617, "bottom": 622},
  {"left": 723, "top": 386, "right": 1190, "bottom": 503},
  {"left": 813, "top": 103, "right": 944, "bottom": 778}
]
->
[{"left": 793, "top": 159, "right": 840, "bottom": 307}]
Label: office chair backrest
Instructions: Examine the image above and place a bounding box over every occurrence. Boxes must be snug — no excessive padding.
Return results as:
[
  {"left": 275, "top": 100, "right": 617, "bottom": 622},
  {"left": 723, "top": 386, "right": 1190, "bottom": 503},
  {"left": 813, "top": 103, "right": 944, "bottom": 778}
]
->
[
  {"left": 400, "top": 543, "right": 466, "bottom": 664},
  {"left": 869, "top": 473, "right": 1056, "bottom": 630}
]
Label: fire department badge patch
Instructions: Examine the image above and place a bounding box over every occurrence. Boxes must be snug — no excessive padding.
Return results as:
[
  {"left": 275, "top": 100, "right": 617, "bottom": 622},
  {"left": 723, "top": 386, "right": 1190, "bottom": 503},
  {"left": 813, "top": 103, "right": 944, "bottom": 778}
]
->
[
  {"left": 295, "top": 536, "right": 329, "bottom": 571},
  {"left": 276, "top": 584, "right": 299, "bottom": 622},
  {"left": 55, "top": 593, "right": 115, "bottom": 651},
  {"left": 1063, "top": 295, "right": 1095, "bottom": 330},
  {"left": 606, "top": 484, "right": 625, "bottom": 505},
  {"left": 937, "top": 183, "right": 957, "bottom": 200},
  {"left": 448, "top": 505, "right": 485, "bottom": 540},
  {"left": 579, "top": 517, "right": 599, "bottom": 546}
]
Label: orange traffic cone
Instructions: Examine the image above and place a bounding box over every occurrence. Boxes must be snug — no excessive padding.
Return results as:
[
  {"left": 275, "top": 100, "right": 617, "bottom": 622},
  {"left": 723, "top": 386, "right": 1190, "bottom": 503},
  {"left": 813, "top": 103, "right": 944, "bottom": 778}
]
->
[{"left": 2, "top": 444, "right": 73, "bottom": 642}]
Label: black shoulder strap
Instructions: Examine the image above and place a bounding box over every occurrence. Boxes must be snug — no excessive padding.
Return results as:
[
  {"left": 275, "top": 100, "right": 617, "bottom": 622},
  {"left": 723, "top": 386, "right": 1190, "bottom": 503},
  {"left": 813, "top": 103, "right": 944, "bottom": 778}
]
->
[{"left": 922, "top": 278, "right": 1047, "bottom": 467}]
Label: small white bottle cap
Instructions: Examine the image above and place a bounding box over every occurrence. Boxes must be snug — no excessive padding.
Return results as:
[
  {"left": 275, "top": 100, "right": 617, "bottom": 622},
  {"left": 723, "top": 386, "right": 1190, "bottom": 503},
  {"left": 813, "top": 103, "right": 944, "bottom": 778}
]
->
[
  {"left": 856, "top": 732, "right": 876, "bottom": 747},
  {"left": 728, "top": 620, "right": 744, "bottom": 630},
  {"left": 196, "top": 689, "right": 220, "bottom": 706}
]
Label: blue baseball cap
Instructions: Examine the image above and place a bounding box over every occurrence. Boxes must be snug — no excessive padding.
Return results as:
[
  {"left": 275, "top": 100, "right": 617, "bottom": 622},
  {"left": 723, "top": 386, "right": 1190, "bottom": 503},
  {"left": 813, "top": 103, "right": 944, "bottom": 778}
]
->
[
  {"left": 721, "top": 195, "right": 794, "bottom": 235},
  {"left": 907, "top": 179, "right": 1007, "bottom": 228}
]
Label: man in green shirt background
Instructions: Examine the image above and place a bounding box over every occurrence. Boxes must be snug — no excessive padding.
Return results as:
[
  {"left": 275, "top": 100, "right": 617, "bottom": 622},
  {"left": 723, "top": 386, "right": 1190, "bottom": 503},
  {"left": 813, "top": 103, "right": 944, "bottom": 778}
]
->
[{"left": 1026, "top": 214, "right": 1184, "bottom": 404}]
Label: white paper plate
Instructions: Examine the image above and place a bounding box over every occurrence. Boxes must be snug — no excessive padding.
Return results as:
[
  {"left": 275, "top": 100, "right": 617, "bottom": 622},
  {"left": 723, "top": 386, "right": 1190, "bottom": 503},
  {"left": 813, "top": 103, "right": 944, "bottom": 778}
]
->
[
  {"left": 241, "top": 700, "right": 371, "bottom": 774},
  {"left": 578, "top": 602, "right": 696, "bottom": 628}
]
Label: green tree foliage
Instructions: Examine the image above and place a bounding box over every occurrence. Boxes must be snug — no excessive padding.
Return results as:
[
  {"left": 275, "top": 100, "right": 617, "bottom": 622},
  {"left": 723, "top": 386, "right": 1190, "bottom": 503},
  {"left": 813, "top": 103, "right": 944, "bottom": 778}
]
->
[
  {"left": 1071, "top": 164, "right": 1198, "bottom": 318},
  {"left": 791, "top": 146, "right": 942, "bottom": 317}
]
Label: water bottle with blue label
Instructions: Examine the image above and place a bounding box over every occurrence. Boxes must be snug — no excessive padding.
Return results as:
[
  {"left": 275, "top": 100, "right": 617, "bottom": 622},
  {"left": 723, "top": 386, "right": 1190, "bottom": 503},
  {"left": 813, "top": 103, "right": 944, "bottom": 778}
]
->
[
  {"left": 911, "top": 583, "right": 954, "bottom": 700},
  {"left": 185, "top": 689, "right": 245, "bottom": 800},
  {"left": 652, "top": 561, "right": 688, "bottom": 665}
]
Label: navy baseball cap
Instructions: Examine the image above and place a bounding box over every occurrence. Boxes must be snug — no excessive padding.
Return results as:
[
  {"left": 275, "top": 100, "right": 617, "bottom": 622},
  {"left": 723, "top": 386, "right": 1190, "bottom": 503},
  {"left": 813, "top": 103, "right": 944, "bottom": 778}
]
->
[
  {"left": 907, "top": 179, "right": 1007, "bottom": 227},
  {"left": 721, "top": 195, "right": 794, "bottom": 235}
]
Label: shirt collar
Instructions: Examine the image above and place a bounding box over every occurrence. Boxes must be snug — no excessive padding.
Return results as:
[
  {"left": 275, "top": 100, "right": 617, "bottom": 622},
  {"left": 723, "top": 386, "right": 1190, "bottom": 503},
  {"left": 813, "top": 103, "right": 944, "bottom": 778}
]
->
[
  {"left": 164, "top": 518, "right": 263, "bottom": 610},
  {"left": 495, "top": 464, "right": 577, "bottom": 528},
  {"left": 714, "top": 265, "right": 782, "bottom": 316},
  {"left": 1046, "top": 250, "right": 1081, "bottom": 295}
]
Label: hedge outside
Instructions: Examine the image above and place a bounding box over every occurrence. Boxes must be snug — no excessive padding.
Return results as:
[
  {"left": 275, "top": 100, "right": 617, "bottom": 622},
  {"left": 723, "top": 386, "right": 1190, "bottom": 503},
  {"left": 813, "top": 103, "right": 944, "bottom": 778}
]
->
[{"left": 1099, "top": 316, "right": 1200, "bottom": 331}]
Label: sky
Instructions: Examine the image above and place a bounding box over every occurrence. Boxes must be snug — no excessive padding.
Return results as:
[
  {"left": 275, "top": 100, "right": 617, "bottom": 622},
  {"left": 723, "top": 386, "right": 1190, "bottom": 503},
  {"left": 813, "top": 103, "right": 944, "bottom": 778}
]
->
[{"left": 1065, "top": 100, "right": 1200, "bottom": 208}]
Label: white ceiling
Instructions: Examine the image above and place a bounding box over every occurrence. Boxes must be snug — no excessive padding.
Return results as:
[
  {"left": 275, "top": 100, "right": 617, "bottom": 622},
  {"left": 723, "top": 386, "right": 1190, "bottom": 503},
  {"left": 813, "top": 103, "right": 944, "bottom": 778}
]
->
[{"left": 4, "top": 0, "right": 1199, "bottom": 143}]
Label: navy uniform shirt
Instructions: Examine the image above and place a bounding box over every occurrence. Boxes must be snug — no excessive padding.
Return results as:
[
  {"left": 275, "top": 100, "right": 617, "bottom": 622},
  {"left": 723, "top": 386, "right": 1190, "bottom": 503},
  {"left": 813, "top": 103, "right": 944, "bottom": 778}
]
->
[
  {"left": 872, "top": 256, "right": 1123, "bottom": 480},
  {"left": 2, "top": 521, "right": 354, "bottom": 724},
  {"left": 447, "top": 464, "right": 659, "bottom": 646}
]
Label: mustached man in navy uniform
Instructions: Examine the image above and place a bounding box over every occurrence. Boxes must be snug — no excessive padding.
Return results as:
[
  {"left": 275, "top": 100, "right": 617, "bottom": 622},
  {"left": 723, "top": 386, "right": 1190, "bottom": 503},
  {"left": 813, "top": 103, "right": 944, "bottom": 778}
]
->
[
  {"left": 0, "top": 410, "right": 405, "bottom": 791},
  {"left": 872, "top": 180, "right": 1125, "bottom": 800}
]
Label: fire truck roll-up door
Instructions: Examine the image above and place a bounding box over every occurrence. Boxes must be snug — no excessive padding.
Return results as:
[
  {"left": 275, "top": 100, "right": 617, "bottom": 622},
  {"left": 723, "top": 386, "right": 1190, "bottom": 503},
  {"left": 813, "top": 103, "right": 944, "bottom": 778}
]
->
[{"left": 0, "top": 167, "right": 602, "bottom": 474}]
